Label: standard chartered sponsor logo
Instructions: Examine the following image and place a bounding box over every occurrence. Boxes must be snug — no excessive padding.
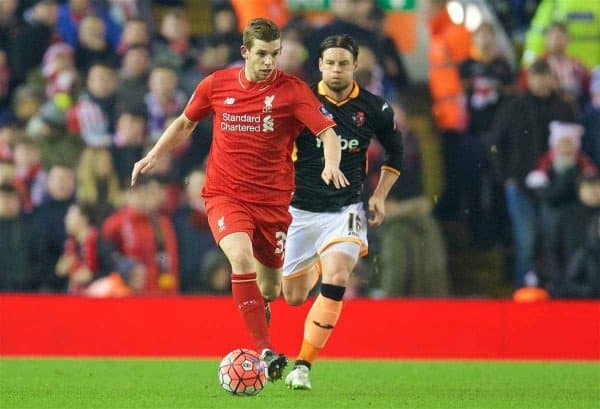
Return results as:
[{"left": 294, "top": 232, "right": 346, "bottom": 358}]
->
[
  {"left": 262, "top": 115, "right": 274, "bottom": 132},
  {"left": 221, "top": 112, "right": 274, "bottom": 132}
]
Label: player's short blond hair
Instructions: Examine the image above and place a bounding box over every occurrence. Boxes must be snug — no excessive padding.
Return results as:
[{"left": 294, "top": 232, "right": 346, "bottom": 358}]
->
[{"left": 242, "top": 18, "right": 280, "bottom": 50}]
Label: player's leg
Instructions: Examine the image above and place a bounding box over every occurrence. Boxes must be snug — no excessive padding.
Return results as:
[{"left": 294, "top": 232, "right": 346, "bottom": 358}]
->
[
  {"left": 205, "top": 196, "right": 283, "bottom": 378},
  {"left": 286, "top": 243, "right": 359, "bottom": 390},
  {"left": 250, "top": 203, "right": 297, "bottom": 380},
  {"left": 219, "top": 232, "right": 271, "bottom": 352},
  {"left": 255, "top": 259, "right": 281, "bottom": 302},
  {"left": 281, "top": 205, "right": 321, "bottom": 306},
  {"left": 282, "top": 261, "right": 321, "bottom": 306}
]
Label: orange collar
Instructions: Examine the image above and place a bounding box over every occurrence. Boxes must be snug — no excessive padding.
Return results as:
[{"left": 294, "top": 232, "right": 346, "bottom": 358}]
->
[{"left": 318, "top": 80, "right": 359, "bottom": 106}]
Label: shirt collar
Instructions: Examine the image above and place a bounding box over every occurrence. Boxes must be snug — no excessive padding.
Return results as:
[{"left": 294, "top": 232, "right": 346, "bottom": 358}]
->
[
  {"left": 238, "top": 68, "right": 279, "bottom": 90},
  {"left": 318, "top": 80, "right": 360, "bottom": 106}
]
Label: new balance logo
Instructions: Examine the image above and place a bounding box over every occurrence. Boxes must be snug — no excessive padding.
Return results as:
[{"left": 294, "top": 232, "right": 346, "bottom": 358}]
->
[
  {"left": 224, "top": 97, "right": 235, "bottom": 105},
  {"left": 313, "top": 320, "right": 334, "bottom": 330},
  {"left": 262, "top": 115, "right": 274, "bottom": 132}
]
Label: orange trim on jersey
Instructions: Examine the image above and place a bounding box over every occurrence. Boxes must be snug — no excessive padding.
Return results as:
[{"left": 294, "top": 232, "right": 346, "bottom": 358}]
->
[
  {"left": 381, "top": 166, "right": 401, "bottom": 176},
  {"left": 284, "top": 261, "right": 322, "bottom": 281},
  {"left": 318, "top": 81, "right": 360, "bottom": 107},
  {"left": 292, "top": 142, "right": 298, "bottom": 162},
  {"left": 318, "top": 237, "right": 368, "bottom": 257}
]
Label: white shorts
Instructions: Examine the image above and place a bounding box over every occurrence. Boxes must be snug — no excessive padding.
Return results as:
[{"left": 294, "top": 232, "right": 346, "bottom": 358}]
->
[{"left": 283, "top": 202, "right": 368, "bottom": 278}]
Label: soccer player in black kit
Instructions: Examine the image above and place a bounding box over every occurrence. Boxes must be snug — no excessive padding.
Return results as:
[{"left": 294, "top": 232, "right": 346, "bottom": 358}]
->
[{"left": 282, "top": 35, "right": 405, "bottom": 390}]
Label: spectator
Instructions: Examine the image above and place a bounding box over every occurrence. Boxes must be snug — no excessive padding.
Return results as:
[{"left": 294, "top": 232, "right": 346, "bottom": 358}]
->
[
  {"left": 278, "top": 37, "right": 308, "bottom": 81},
  {"left": 428, "top": 0, "right": 472, "bottom": 221},
  {"left": 111, "top": 108, "right": 146, "bottom": 185},
  {"left": 42, "top": 42, "right": 78, "bottom": 100},
  {"left": 75, "top": 15, "right": 119, "bottom": 73},
  {"left": 522, "top": 22, "right": 590, "bottom": 112},
  {"left": 76, "top": 146, "right": 122, "bottom": 223},
  {"left": 101, "top": 175, "right": 179, "bottom": 294},
  {"left": 487, "top": 59, "right": 575, "bottom": 287},
  {"left": 305, "top": 0, "right": 386, "bottom": 85},
  {"left": 581, "top": 67, "right": 600, "bottom": 167},
  {"left": 564, "top": 214, "right": 600, "bottom": 298},
  {"left": 197, "top": 1, "right": 240, "bottom": 65},
  {"left": 12, "top": 85, "right": 44, "bottom": 127},
  {"left": 56, "top": 202, "right": 115, "bottom": 294},
  {"left": 56, "top": 0, "right": 122, "bottom": 50},
  {"left": 458, "top": 22, "right": 514, "bottom": 246},
  {"left": 13, "top": 136, "right": 45, "bottom": 212},
  {"left": 152, "top": 10, "right": 196, "bottom": 73},
  {"left": 0, "top": 183, "right": 36, "bottom": 291},
  {"left": 116, "top": 45, "right": 150, "bottom": 112},
  {"left": 105, "top": 0, "right": 154, "bottom": 28},
  {"left": 526, "top": 121, "right": 597, "bottom": 287},
  {"left": 7, "top": 0, "right": 59, "bottom": 89},
  {"left": 522, "top": 0, "right": 600, "bottom": 69},
  {"left": 172, "top": 168, "right": 218, "bottom": 293},
  {"left": 144, "top": 65, "right": 186, "bottom": 143},
  {"left": 374, "top": 102, "right": 449, "bottom": 296},
  {"left": 32, "top": 164, "right": 76, "bottom": 291},
  {"left": 116, "top": 18, "right": 150, "bottom": 55},
  {"left": 0, "top": 158, "right": 15, "bottom": 185},
  {"left": 545, "top": 174, "right": 600, "bottom": 297},
  {"left": 67, "top": 63, "right": 118, "bottom": 147}
]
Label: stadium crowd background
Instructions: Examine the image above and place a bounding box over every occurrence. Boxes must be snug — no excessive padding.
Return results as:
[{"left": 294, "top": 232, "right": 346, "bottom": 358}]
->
[{"left": 0, "top": 0, "right": 599, "bottom": 299}]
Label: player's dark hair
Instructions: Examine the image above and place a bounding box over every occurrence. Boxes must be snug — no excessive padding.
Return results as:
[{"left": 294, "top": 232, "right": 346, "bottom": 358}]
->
[
  {"left": 242, "top": 18, "right": 281, "bottom": 50},
  {"left": 319, "top": 34, "right": 359, "bottom": 61}
]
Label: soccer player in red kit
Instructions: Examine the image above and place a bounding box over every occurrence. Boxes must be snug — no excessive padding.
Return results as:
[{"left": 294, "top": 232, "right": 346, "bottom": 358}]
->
[{"left": 131, "top": 18, "right": 348, "bottom": 381}]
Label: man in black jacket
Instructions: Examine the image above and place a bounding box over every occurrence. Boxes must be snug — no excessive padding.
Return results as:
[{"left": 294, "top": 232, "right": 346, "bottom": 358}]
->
[{"left": 487, "top": 59, "right": 575, "bottom": 287}]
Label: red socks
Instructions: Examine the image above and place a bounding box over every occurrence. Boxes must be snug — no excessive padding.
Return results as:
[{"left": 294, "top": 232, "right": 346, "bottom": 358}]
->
[{"left": 231, "top": 272, "right": 271, "bottom": 352}]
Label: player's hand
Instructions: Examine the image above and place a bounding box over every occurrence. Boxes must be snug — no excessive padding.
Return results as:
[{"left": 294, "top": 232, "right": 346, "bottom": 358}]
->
[
  {"left": 321, "top": 164, "right": 349, "bottom": 189},
  {"left": 368, "top": 194, "right": 385, "bottom": 227},
  {"left": 131, "top": 154, "right": 157, "bottom": 186}
]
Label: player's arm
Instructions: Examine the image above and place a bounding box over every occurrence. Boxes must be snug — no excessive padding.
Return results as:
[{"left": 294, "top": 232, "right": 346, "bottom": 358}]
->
[
  {"left": 317, "top": 127, "right": 349, "bottom": 189},
  {"left": 369, "top": 101, "right": 405, "bottom": 227},
  {"left": 131, "top": 114, "right": 197, "bottom": 186},
  {"left": 292, "top": 80, "right": 349, "bottom": 189}
]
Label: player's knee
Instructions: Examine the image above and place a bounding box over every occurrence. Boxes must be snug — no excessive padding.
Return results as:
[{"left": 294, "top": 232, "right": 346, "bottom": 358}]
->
[
  {"left": 284, "top": 292, "right": 308, "bottom": 306},
  {"left": 323, "top": 267, "right": 352, "bottom": 287},
  {"left": 259, "top": 282, "right": 281, "bottom": 302},
  {"left": 224, "top": 248, "right": 254, "bottom": 272},
  {"left": 282, "top": 285, "right": 308, "bottom": 306}
]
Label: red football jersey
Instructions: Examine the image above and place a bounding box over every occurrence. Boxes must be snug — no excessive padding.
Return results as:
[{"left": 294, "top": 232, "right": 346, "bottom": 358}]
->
[{"left": 184, "top": 67, "right": 335, "bottom": 206}]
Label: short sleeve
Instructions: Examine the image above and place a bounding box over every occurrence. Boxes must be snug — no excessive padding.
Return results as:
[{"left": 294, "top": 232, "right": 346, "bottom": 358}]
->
[
  {"left": 184, "top": 74, "right": 215, "bottom": 122},
  {"left": 292, "top": 81, "right": 335, "bottom": 136}
]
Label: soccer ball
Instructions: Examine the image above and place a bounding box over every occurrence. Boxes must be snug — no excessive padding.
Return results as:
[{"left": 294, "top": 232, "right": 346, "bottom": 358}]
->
[{"left": 218, "top": 348, "right": 266, "bottom": 396}]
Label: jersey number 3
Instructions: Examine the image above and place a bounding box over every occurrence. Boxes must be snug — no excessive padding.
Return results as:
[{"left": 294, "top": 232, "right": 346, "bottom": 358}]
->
[{"left": 274, "top": 231, "right": 287, "bottom": 256}]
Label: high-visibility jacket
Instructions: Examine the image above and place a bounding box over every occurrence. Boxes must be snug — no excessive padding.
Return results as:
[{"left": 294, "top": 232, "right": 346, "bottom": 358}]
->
[
  {"left": 428, "top": 8, "right": 472, "bottom": 131},
  {"left": 523, "top": 0, "right": 600, "bottom": 69}
]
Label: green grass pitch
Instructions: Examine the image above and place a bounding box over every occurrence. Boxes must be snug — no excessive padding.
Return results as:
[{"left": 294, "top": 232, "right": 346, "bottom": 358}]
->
[{"left": 1, "top": 358, "right": 598, "bottom": 408}]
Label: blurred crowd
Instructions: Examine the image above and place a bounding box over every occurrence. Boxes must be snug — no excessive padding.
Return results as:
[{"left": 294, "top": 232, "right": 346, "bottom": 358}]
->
[{"left": 0, "top": 0, "right": 598, "bottom": 299}]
